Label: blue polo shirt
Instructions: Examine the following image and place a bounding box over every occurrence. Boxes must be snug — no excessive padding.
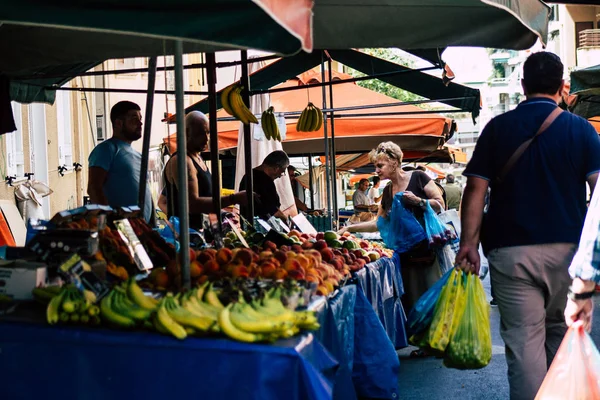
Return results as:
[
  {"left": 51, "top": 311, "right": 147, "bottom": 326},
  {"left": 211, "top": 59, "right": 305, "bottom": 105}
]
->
[{"left": 465, "top": 98, "right": 600, "bottom": 252}]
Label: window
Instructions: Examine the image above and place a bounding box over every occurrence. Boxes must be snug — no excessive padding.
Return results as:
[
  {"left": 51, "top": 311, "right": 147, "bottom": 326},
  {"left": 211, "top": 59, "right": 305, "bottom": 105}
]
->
[
  {"left": 165, "top": 55, "right": 189, "bottom": 98},
  {"left": 56, "top": 88, "right": 73, "bottom": 168},
  {"left": 6, "top": 102, "right": 25, "bottom": 178}
]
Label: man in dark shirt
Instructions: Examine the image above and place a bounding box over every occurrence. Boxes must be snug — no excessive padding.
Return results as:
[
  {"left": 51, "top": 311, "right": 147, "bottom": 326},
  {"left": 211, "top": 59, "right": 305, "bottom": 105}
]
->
[
  {"left": 456, "top": 52, "right": 600, "bottom": 400},
  {"left": 443, "top": 174, "right": 462, "bottom": 211},
  {"left": 239, "top": 150, "right": 289, "bottom": 221}
]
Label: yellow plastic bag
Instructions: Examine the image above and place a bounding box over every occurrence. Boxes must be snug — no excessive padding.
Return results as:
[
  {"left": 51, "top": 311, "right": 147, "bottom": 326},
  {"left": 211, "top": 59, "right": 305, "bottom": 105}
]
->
[
  {"left": 444, "top": 273, "right": 492, "bottom": 369},
  {"left": 418, "top": 269, "right": 467, "bottom": 353}
]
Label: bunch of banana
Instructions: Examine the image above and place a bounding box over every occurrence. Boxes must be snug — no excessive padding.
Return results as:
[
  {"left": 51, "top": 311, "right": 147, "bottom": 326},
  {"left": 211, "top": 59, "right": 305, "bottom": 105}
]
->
[
  {"left": 261, "top": 106, "right": 281, "bottom": 141},
  {"left": 221, "top": 83, "right": 258, "bottom": 125},
  {"left": 296, "top": 102, "right": 324, "bottom": 132},
  {"left": 217, "top": 287, "right": 320, "bottom": 343},
  {"left": 151, "top": 293, "right": 218, "bottom": 340},
  {"left": 99, "top": 279, "right": 158, "bottom": 329},
  {"left": 46, "top": 285, "right": 101, "bottom": 326},
  {"left": 33, "top": 285, "right": 62, "bottom": 305}
]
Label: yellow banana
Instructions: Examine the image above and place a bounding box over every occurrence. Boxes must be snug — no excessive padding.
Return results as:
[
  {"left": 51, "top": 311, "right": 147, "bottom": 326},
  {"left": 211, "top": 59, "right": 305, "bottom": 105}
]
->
[
  {"left": 46, "top": 291, "right": 66, "bottom": 325},
  {"left": 126, "top": 278, "right": 158, "bottom": 311},
  {"left": 112, "top": 288, "right": 152, "bottom": 321},
  {"left": 311, "top": 106, "right": 321, "bottom": 131},
  {"left": 195, "top": 282, "right": 209, "bottom": 302},
  {"left": 183, "top": 295, "right": 220, "bottom": 319},
  {"left": 155, "top": 300, "right": 187, "bottom": 340},
  {"left": 220, "top": 84, "right": 236, "bottom": 116},
  {"left": 100, "top": 291, "right": 136, "bottom": 328},
  {"left": 230, "top": 87, "right": 249, "bottom": 124},
  {"left": 204, "top": 285, "right": 225, "bottom": 310},
  {"left": 218, "top": 304, "right": 268, "bottom": 343}
]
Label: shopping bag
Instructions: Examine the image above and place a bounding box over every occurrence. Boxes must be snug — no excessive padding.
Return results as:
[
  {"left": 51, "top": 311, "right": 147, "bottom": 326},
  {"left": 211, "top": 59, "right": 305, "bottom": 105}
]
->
[
  {"left": 406, "top": 268, "right": 453, "bottom": 337},
  {"left": 535, "top": 324, "right": 600, "bottom": 399},
  {"left": 436, "top": 244, "right": 456, "bottom": 275},
  {"left": 377, "top": 192, "right": 426, "bottom": 253},
  {"left": 423, "top": 202, "right": 455, "bottom": 247},
  {"left": 437, "top": 209, "right": 461, "bottom": 254},
  {"left": 414, "top": 269, "right": 466, "bottom": 353},
  {"left": 444, "top": 273, "right": 492, "bottom": 369}
]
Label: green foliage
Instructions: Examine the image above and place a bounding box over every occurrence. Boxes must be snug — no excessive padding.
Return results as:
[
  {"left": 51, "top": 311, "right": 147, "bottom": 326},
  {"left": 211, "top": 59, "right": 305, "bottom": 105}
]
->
[{"left": 345, "top": 48, "right": 425, "bottom": 105}]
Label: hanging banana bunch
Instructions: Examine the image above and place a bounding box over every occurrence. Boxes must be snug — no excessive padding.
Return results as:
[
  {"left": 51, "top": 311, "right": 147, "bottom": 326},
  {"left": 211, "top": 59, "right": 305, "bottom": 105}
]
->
[
  {"left": 296, "top": 102, "right": 324, "bottom": 132},
  {"left": 261, "top": 106, "right": 281, "bottom": 141},
  {"left": 221, "top": 83, "right": 258, "bottom": 125}
]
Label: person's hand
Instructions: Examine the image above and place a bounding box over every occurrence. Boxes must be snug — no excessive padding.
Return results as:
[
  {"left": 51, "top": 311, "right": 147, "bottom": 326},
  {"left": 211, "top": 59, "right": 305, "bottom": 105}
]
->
[
  {"left": 455, "top": 243, "right": 480, "bottom": 275},
  {"left": 369, "top": 204, "right": 379, "bottom": 212},
  {"left": 402, "top": 191, "right": 423, "bottom": 207},
  {"left": 233, "top": 191, "right": 260, "bottom": 205},
  {"left": 337, "top": 226, "right": 349, "bottom": 235},
  {"left": 565, "top": 298, "right": 594, "bottom": 332}
]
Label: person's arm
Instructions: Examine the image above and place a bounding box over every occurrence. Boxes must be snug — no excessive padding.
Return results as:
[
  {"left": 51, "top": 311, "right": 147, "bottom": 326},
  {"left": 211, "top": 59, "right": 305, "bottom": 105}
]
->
[
  {"left": 423, "top": 180, "right": 445, "bottom": 212},
  {"left": 339, "top": 205, "right": 384, "bottom": 234},
  {"left": 455, "top": 176, "right": 489, "bottom": 275},
  {"left": 588, "top": 172, "right": 598, "bottom": 195},
  {"left": 294, "top": 197, "right": 309, "bottom": 212},
  {"left": 88, "top": 167, "right": 109, "bottom": 205},
  {"left": 157, "top": 192, "right": 168, "bottom": 214},
  {"left": 170, "top": 156, "right": 248, "bottom": 212}
]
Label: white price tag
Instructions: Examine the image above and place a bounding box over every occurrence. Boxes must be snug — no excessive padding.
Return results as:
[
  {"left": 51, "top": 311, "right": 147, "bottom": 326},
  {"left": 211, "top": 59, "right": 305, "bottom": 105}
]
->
[
  {"left": 225, "top": 218, "right": 249, "bottom": 248},
  {"left": 292, "top": 214, "right": 318, "bottom": 235}
]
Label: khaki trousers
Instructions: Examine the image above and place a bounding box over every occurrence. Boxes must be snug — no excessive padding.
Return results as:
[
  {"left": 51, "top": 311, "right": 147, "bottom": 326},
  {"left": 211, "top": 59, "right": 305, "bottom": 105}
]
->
[{"left": 488, "top": 243, "right": 576, "bottom": 400}]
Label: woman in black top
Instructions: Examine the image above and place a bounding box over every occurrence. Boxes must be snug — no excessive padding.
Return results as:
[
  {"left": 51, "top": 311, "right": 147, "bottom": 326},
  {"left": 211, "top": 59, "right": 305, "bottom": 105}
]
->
[
  {"left": 163, "top": 111, "right": 248, "bottom": 230},
  {"left": 339, "top": 142, "right": 445, "bottom": 312}
]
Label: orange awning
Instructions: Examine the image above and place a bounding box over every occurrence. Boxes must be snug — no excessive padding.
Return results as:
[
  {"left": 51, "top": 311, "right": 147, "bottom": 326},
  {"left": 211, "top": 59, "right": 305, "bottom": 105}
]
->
[
  {"left": 163, "top": 70, "right": 452, "bottom": 155},
  {"left": 589, "top": 117, "right": 600, "bottom": 133}
]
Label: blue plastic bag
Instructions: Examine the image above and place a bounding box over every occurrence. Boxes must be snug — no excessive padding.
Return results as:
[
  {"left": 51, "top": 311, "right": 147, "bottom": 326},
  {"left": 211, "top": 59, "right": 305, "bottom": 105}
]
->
[
  {"left": 377, "top": 192, "right": 426, "bottom": 253},
  {"left": 423, "top": 201, "right": 453, "bottom": 247},
  {"left": 406, "top": 268, "right": 453, "bottom": 336}
]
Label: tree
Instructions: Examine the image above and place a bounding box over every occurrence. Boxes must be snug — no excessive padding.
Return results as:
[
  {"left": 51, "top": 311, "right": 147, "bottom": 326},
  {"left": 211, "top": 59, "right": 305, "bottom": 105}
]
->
[{"left": 345, "top": 48, "right": 424, "bottom": 105}]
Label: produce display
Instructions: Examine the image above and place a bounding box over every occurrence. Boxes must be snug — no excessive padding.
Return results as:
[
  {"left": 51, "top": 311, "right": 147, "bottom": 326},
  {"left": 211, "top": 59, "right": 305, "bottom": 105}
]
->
[
  {"left": 296, "top": 102, "right": 324, "bottom": 132},
  {"left": 221, "top": 83, "right": 258, "bottom": 125},
  {"left": 38, "top": 279, "right": 319, "bottom": 343},
  {"left": 147, "top": 229, "right": 391, "bottom": 296},
  {"left": 261, "top": 106, "right": 282, "bottom": 141}
]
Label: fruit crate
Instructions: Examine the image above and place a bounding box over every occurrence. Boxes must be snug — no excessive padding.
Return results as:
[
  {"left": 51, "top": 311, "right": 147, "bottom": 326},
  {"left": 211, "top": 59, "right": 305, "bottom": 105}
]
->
[{"left": 306, "top": 215, "right": 332, "bottom": 232}]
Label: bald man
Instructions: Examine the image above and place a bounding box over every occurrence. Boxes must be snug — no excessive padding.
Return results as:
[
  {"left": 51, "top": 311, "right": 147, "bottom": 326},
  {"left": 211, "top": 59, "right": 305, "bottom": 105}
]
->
[{"left": 163, "top": 111, "right": 248, "bottom": 230}]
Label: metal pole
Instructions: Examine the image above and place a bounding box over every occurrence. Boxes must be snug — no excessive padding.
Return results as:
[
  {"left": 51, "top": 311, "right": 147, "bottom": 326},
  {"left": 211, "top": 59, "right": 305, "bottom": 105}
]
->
[
  {"left": 328, "top": 59, "right": 339, "bottom": 228},
  {"left": 240, "top": 51, "right": 255, "bottom": 223},
  {"left": 320, "top": 51, "right": 332, "bottom": 230},
  {"left": 206, "top": 53, "right": 223, "bottom": 234},
  {"left": 308, "top": 154, "right": 314, "bottom": 209},
  {"left": 174, "top": 42, "right": 191, "bottom": 290},
  {"left": 138, "top": 56, "right": 157, "bottom": 211}
]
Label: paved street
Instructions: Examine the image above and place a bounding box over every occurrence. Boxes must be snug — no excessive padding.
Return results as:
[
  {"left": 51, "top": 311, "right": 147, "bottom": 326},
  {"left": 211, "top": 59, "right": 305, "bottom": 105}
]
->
[{"left": 396, "top": 274, "right": 600, "bottom": 400}]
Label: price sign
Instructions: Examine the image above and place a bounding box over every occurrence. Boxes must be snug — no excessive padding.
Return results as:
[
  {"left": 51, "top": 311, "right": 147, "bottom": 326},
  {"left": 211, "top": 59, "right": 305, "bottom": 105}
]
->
[
  {"left": 292, "top": 214, "right": 318, "bottom": 235},
  {"left": 225, "top": 218, "right": 249, "bottom": 248}
]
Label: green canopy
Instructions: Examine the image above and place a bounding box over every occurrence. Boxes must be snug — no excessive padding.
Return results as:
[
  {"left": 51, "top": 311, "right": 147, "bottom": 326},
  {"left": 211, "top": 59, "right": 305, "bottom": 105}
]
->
[
  {"left": 312, "top": 0, "right": 550, "bottom": 50},
  {"left": 0, "top": 0, "right": 309, "bottom": 103},
  {"left": 570, "top": 64, "right": 600, "bottom": 120},
  {"left": 178, "top": 50, "right": 481, "bottom": 120}
]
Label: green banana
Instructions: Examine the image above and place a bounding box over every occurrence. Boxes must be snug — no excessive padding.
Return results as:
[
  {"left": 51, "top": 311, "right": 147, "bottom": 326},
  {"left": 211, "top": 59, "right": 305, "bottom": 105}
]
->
[
  {"left": 296, "top": 107, "right": 309, "bottom": 131},
  {"left": 261, "top": 110, "right": 272, "bottom": 140},
  {"left": 182, "top": 295, "right": 220, "bottom": 320},
  {"left": 314, "top": 106, "right": 324, "bottom": 131},
  {"left": 164, "top": 295, "right": 214, "bottom": 332},
  {"left": 126, "top": 278, "right": 158, "bottom": 311},
  {"left": 33, "top": 287, "right": 60, "bottom": 304},
  {"left": 229, "top": 303, "right": 293, "bottom": 333},
  {"left": 310, "top": 106, "right": 321, "bottom": 131},
  {"left": 100, "top": 291, "right": 136, "bottom": 328},
  {"left": 218, "top": 304, "right": 269, "bottom": 343},
  {"left": 155, "top": 300, "right": 187, "bottom": 340},
  {"left": 112, "top": 288, "right": 152, "bottom": 321}
]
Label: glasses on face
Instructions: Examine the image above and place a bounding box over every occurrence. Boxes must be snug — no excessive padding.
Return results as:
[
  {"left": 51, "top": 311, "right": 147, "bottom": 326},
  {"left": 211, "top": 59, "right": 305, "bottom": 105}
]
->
[{"left": 377, "top": 148, "right": 396, "bottom": 160}]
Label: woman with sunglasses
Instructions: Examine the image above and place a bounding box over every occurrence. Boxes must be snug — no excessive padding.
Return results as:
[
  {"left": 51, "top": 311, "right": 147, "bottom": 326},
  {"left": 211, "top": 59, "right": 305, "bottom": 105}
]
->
[{"left": 339, "top": 142, "right": 445, "bottom": 320}]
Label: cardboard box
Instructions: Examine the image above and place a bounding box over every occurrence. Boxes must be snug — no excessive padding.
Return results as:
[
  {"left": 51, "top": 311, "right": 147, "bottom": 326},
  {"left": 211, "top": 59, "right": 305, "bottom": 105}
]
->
[{"left": 0, "top": 260, "right": 47, "bottom": 300}]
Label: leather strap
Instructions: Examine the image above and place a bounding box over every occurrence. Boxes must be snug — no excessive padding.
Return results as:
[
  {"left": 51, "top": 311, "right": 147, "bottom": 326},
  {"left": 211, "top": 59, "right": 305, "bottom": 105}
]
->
[{"left": 496, "top": 107, "right": 563, "bottom": 184}]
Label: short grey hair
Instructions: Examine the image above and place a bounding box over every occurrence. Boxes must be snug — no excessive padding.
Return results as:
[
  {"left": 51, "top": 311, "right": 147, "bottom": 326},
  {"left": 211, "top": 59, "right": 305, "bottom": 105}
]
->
[{"left": 262, "top": 150, "right": 289, "bottom": 169}]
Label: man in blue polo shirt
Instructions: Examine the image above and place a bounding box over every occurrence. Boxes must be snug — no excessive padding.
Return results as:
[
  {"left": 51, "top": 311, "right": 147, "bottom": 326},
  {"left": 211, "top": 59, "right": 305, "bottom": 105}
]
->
[{"left": 456, "top": 52, "right": 600, "bottom": 400}]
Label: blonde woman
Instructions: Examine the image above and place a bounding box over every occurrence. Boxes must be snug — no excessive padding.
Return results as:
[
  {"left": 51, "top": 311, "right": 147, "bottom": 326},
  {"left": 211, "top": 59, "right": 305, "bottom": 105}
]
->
[{"left": 339, "top": 142, "right": 445, "bottom": 312}]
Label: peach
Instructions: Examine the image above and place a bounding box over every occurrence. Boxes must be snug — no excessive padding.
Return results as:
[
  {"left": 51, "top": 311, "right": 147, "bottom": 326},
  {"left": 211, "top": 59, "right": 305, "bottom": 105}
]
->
[
  {"left": 301, "top": 241, "right": 314, "bottom": 250},
  {"left": 263, "top": 240, "right": 277, "bottom": 251},
  {"left": 342, "top": 248, "right": 349, "bottom": 255},
  {"left": 333, "top": 249, "right": 342, "bottom": 257},
  {"left": 305, "top": 274, "right": 321, "bottom": 284},
  {"left": 259, "top": 251, "right": 274, "bottom": 261},
  {"left": 190, "top": 261, "right": 203, "bottom": 278},
  {"left": 196, "top": 275, "right": 209, "bottom": 285},
  {"left": 306, "top": 250, "right": 322, "bottom": 264},
  {"left": 249, "top": 265, "right": 261, "bottom": 278},
  {"left": 233, "top": 248, "right": 254, "bottom": 266},
  {"left": 203, "top": 260, "right": 220, "bottom": 275},
  {"left": 273, "top": 250, "right": 288, "bottom": 264},
  {"left": 300, "top": 233, "right": 309, "bottom": 240},
  {"left": 320, "top": 248, "right": 334, "bottom": 263},
  {"left": 342, "top": 231, "right": 351, "bottom": 237},
  {"left": 150, "top": 269, "right": 170, "bottom": 288},
  {"left": 260, "top": 263, "right": 277, "bottom": 278},
  {"left": 295, "top": 254, "right": 310, "bottom": 270},
  {"left": 316, "top": 285, "right": 329, "bottom": 296},
  {"left": 204, "top": 248, "right": 217, "bottom": 259},
  {"left": 288, "top": 269, "right": 305, "bottom": 280},
  {"left": 231, "top": 265, "right": 250, "bottom": 278},
  {"left": 316, "top": 232, "right": 325, "bottom": 241},
  {"left": 283, "top": 258, "right": 303, "bottom": 273},
  {"left": 323, "top": 280, "right": 334, "bottom": 293},
  {"left": 291, "top": 244, "right": 304, "bottom": 254},
  {"left": 280, "top": 245, "right": 290, "bottom": 253},
  {"left": 289, "top": 230, "right": 301, "bottom": 238},
  {"left": 216, "top": 248, "right": 233, "bottom": 265},
  {"left": 313, "top": 240, "right": 328, "bottom": 251},
  {"left": 273, "top": 268, "right": 288, "bottom": 280},
  {"left": 197, "top": 251, "right": 214, "bottom": 264}
]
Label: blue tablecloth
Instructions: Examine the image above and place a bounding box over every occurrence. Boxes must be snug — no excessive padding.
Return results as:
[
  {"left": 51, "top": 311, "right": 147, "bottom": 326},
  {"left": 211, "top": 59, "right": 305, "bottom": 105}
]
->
[
  {"left": 0, "top": 322, "right": 337, "bottom": 400},
  {"left": 356, "top": 253, "right": 408, "bottom": 349}
]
